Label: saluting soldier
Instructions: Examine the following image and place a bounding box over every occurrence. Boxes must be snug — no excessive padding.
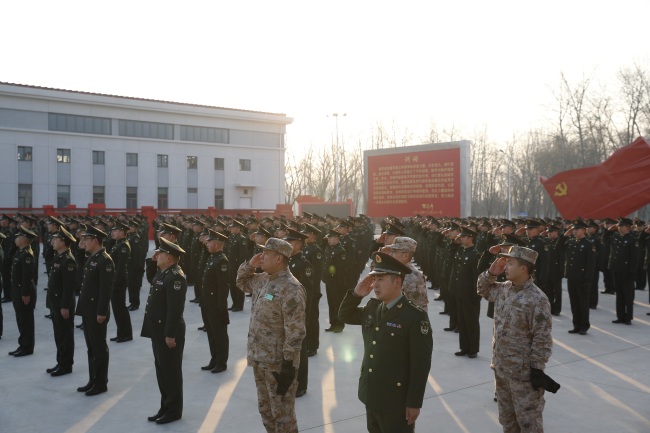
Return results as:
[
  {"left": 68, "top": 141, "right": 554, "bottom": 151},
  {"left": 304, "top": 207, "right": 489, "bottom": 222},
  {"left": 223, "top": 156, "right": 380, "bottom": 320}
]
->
[
  {"left": 109, "top": 221, "right": 133, "bottom": 342},
  {"left": 46, "top": 227, "right": 77, "bottom": 376},
  {"left": 322, "top": 229, "right": 348, "bottom": 333},
  {"left": 563, "top": 220, "right": 596, "bottom": 334},
  {"left": 75, "top": 226, "right": 114, "bottom": 396},
  {"left": 284, "top": 228, "right": 314, "bottom": 398},
  {"left": 301, "top": 223, "right": 323, "bottom": 356},
  {"left": 199, "top": 229, "right": 230, "bottom": 374},
  {"left": 141, "top": 237, "right": 187, "bottom": 425},
  {"left": 604, "top": 218, "right": 639, "bottom": 324},
  {"left": 339, "top": 251, "right": 432, "bottom": 433},
  {"left": 236, "top": 238, "right": 306, "bottom": 433},
  {"left": 8, "top": 226, "right": 38, "bottom": 357},
  {"left": 226, "top": 219, "right": 249, "bottom": 312}
]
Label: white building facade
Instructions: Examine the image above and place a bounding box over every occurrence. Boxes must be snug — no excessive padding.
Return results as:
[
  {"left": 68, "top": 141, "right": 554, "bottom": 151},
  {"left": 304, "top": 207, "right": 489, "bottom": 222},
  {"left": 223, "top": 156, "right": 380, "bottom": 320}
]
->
[{"left": 0, "top": 82, "right": 292, "bottom": 211}]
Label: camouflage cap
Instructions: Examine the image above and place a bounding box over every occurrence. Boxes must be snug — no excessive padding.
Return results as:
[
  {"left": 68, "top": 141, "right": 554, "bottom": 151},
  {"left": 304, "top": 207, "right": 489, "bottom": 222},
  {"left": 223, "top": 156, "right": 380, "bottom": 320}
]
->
[
  {"left": 500, "top": 245, "right": 538, "bottom": 265},
  {"left": 260, "top": 237, "right": 293, "bottom": 259},
  {"left": 385, "top": 236, "right": 417, "bottom": 253}
]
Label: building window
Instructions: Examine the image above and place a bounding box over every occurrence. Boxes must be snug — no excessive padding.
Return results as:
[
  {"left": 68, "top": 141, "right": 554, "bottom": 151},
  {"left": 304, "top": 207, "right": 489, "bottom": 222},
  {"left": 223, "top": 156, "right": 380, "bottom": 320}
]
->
[
  {"left": 239, "top": 159, "right": 251, "bottom": 171},
  {"left": 118, "top": 120, "right": 173, "bottom": 140},
  {"left": 17, "top": 146, "right": 33, "bottom": 161},
  {"left": 93, "top": 186, "right": 105, "bottom": 204},
  {"left": 187, "top": 156, "right": 198, "bottom": 169},
  {"left": 126, "top": 153, "right": 138, "bottom": 167},
  {"left": 48, "top": 113, "right": 111, "bottom": 135},
  {"left": 57, "top": 185, "right": 71, "bottom": 208},
  {"left": 158, "top": 187, "right": 168, "bottom": 209},
  {"left": 18, "top": 184, "right": 32, "bottom": 208},
  {"left": 157, "top": 154, "right": 168, "bottom": 168},
  {"left": 215, "top": 188, "right": 224, "bottom": 209},
  {"left": 57, "top": 148, "right": 71, "bottom": 163},
  {"left": 180, "top": 125, "right": 229, "bottom": 144},
  {"left": 92, "top": 150, "right": 105, "bottom": 165},
  {"left": 126, "top": 187, "right": 138, "bottom": 208},
  {"left": 214, "top": 157, "right": 224, "bottom": 170}
]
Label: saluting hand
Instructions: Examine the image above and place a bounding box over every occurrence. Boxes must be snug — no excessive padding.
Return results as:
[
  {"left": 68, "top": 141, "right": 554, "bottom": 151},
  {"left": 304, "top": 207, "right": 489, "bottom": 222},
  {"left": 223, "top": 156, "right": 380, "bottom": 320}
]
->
[
  {"left": 249, "top": 252, "right": 263, "bottom": 268},
  {"left": 353, "top": 274, "right": 374, "bottom": 298},
  {"left": 489, "top": 256, "right": 507, "bottom": 276}
]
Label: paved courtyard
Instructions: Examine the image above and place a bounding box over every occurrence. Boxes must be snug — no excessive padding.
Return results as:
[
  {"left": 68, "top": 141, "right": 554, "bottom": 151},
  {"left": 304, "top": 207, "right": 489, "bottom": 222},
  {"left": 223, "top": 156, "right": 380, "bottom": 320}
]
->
[{"left": 1, "top": 253, "right": 649, "bottom": 433}]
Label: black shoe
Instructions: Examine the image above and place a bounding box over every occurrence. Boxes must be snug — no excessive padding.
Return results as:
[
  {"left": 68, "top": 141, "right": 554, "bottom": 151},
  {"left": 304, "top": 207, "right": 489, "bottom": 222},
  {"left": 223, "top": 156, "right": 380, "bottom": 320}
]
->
[
  {"left": 110, "top": 336, "right": 119, "bottom": 341},
  {"left": 115, "top": 336, "right": 133, "bottom": 343},
  {"left": 148, "top": 412, "right": 164, "bottom": 422},
  {"left": 245, "top": 293, "right": 252, "bottom": 297},
  {"left": 443, "top": 327, "right": 455, "bottom": 332},
  {"left": 155, "top": 414, "right": 180, "bottom": 425},
  {"left": 647, "top": 312, "right": 650, "bottom": 316},
  {"left": 551, "top": 313, "right": 560, "bottom": 316},
  {"left": 331, "top": 326, "right": 344, "bottom": 333},
  {"left": 325, "top": 326, "right": 335, "bottom": 332},
  {"left": 307, "top": 350, "right": 317, "bottom": 357},
  {"left": 197, "top": 326, "right": 206, "bottom": 331},
  {"left": 579, "top": 330, "right": 588, "bottom": 335},
  {"left": 44, "top": 314, "right": 52, "bottom": 319},
  {"left": 1, "top": 297, "right": 11, "bottom": 303},
  {"left": 201, "top": 364, "right": 216, "bottom": 371},
  {"left": 433, "top": 297, "right": 443, "bottom": 301},
  {"left": 127, "top": 305, "right": 139, "bottom": 311},
  {"left": 625, "top": 321, "right": 632, "bottom": 325},
  {"left": 85, "top": 386, "right": 107, "bottom": 396},
  {"left": 190, "top": 298, "right": 199, "bottom": 303},
  {"left": 77, "top": 382, "right": 94, "bottom": 392},
  {"left": 12, "top": 349, "right": 33, "bottom": 357},
  {"left": 76, "top": 323, "right": 84, "bottom": 329},
  {"left": 296, "top": 389, "right": 307, "bottom": 398},
  {"left": 46, "top": 364, "right": 60, "bottom": 374},
  {"left": 612, "top": 319, "right": 625, "bottom": 324},
  {"left": 454, "top": 351, "right": 467, "bottom": 356},
  {"left": 468, "top": 353, "right": 478, "bottom": 358},
  {"left": 601, "top": 290, "right": 614, "bottom": 294},
  {"left": 439, "top": 311, "right": 448, "bottom": 315},
  {"left": 8, "top": 347, "right": 22, "bottom": 356},
  {"left": 51, "top": 367, "right": 72, "bottom": 376},
  {"left": 568, "top": 329, "right": 579, "bottom": 334},
  {"left": 589, "top": 306, "right": 597, "bottom": 310},
  {"left": 230, "top": 307, "right": 243, "bottom": 312},
  {"left": 211, "top": 365, "right": 227, "bottom": 374}
]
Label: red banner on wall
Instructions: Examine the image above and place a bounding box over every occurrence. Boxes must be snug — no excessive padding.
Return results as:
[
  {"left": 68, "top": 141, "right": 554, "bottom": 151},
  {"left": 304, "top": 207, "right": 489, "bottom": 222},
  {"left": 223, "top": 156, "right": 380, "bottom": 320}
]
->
[
  {"left": 540, "top": 137, "right": 650, "bottom": 218},
  {"left": 366, "top": 147, "right": 461, "bottom": 217}
]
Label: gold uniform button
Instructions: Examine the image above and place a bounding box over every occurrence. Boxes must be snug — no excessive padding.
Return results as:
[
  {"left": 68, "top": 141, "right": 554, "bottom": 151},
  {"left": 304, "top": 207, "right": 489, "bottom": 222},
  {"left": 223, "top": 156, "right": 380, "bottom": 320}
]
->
[
  {"left": 391, "top": 333, "right": 395, "bottom": 336},
  {"left": 375, "top": 327, "right": 379, "bottom": 331},
  {"left": 370, "top": 354, "right": 374, "bottom": 358},
  {"left": 372, "top": 341, "right": 376, "bottom": 345},
  {"left": 368, "top": 368, "right": 373, "bottom": 373},
  {"left": 397, "top": 382, "right": 402, "bottom": 387}
]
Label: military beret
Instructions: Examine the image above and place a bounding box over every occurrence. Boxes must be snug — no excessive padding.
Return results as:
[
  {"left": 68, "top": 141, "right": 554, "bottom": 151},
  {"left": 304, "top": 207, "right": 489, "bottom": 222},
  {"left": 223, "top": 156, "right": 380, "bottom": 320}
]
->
[
  {"left": 52, "top": 226, "right": 76, "bottom": 244},
  {"left": 155, "top": 237, "right": 186, "bottom": 257},
  {"left": 369, "top": 251, "right": 412, "bottom": 276}
]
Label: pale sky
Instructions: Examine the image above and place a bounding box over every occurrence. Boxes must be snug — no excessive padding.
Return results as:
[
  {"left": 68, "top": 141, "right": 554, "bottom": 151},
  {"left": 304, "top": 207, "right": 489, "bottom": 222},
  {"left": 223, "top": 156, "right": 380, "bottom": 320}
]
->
[{"left": 3, "top": 0, "right": 649, "bottom": 156}]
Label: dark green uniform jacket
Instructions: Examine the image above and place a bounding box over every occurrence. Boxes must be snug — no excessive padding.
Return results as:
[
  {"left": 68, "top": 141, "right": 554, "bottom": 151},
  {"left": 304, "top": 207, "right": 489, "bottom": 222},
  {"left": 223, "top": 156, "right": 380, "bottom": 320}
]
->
[
  {"left": 338, "top": 292, "right": 433, "bottom": 413},
  {"left": 141, "top": 264, "right": 187, "bottom": 339}
]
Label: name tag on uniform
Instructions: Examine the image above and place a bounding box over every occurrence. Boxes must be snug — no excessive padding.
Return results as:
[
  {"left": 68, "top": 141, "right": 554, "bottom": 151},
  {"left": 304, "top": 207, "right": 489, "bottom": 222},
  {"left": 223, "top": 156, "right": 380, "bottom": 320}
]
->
[
  {"left": 264, "top": 293, "right": 274, "bottom": 301},
  {"left": 386, "top": 322, "right": 402, "bottom": 328}
]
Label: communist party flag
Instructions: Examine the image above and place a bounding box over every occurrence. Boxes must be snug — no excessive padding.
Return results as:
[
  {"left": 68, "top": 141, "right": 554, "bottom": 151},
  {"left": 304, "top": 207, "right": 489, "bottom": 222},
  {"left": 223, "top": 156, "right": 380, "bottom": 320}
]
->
[{"left": 540, "top": 137, "right": 650, "bottom": 219}]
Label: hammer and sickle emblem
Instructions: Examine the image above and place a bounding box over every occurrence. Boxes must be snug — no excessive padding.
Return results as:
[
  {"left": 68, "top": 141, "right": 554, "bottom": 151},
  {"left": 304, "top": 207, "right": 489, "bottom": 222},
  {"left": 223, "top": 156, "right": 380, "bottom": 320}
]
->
[{"left": 554, "top": 182, "right": 568, "bottom": 197}]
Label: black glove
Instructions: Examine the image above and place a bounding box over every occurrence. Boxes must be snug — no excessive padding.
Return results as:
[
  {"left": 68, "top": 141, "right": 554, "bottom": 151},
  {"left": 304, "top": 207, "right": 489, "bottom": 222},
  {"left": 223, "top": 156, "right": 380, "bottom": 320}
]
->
[
  {"left": 272, "top": 360, "right": 296, "bottom": 396},
  {"left": 531, "top": 368, "right": 561, "bottom": 393},
  {"left": 530, "top": 368, "right": 545, "bottom": 390}
]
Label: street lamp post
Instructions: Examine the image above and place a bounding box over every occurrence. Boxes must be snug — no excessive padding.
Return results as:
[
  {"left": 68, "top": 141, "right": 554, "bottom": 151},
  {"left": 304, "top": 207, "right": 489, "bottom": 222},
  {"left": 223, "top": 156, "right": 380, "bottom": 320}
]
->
[
  {"left": 499, "top": 150, "right": 512, "bottom": 220},
  {"left": 331, "top": 113, "right": 346, "bottom": 202}
]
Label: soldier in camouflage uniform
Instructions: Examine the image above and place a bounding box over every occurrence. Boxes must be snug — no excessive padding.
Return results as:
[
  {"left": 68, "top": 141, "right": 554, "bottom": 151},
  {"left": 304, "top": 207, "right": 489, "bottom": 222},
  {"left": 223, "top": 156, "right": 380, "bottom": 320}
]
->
[
  {"left": 478, "top": 246, "right": 555, "bottom": 433},
  {"left": 382, "top": 237, "right": 428, "bottom": 311},
  {"left": 236, "top": 238, "right": 306, "bottom": 433}
]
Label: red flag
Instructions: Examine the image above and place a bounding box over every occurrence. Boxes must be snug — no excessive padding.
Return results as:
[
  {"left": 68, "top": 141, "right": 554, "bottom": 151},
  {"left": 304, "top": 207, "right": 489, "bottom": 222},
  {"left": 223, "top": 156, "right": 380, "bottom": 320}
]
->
[{"left": 540, "top": 137, "right": 650, "bottom": 219}]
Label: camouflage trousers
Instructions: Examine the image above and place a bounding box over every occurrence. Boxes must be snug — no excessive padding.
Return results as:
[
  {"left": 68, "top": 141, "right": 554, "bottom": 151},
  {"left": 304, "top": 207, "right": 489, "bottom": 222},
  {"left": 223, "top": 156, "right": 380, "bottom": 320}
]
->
[
  {"left": 252, "top": 363, "right": 299, "bottom": 433},
  {"left": 495, "top": 371, "right": 545, "bottom": 433}
]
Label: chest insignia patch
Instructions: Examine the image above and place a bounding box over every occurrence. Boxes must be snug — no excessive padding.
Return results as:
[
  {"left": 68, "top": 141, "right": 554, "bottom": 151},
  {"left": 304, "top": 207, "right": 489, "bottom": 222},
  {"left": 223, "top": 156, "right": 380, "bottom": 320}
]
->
[{"left": 173, "top": 281, "right": 182, "bottom": 291}]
